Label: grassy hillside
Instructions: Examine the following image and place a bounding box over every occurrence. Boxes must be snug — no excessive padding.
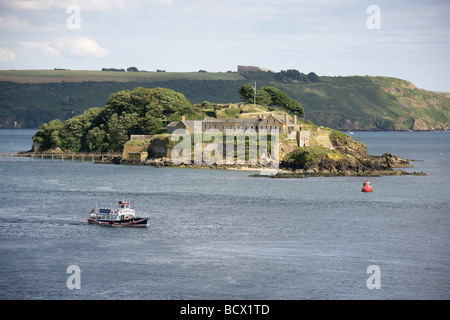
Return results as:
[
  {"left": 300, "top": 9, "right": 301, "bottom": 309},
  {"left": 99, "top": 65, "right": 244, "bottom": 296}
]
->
[
  {"left": 281, "top": 76, "right": 450, "bottom": 131},
  {"left": 0, "top": 69, "right": 244, "bottom": 83},
  {"left": 0, "top": 69, "right": 448, "bottom": 131}
]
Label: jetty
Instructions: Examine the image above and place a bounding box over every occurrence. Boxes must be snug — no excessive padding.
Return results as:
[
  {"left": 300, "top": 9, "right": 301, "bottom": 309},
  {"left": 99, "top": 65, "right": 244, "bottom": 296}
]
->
[{"left": 0, "top": 153, "right": 120, "bottom": 163}]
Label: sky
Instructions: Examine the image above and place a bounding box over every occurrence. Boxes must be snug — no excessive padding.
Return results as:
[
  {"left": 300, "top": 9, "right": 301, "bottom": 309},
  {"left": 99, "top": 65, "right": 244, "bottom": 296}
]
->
[{"left": 0, "top": 0, "right": 449, "bottom": 92}]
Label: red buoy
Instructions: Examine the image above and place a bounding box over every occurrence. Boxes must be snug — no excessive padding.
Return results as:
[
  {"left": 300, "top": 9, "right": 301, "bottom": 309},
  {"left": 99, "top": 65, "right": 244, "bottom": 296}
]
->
[{"left": 362, "top": 180, "right": 373, "bottom": 192}]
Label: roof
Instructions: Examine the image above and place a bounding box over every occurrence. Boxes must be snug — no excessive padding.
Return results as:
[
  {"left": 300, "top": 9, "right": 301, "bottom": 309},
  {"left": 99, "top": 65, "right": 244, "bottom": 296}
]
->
[
  {"left": 203, "top": 118, "right": 260, "bottom": 123},
  {"left": 167, "top": 121, "right": 179, "bottom": 127},
  {"left": 271, "top": 114, "right": 295, "bottom": 125},
  {"left": 167, "top": 115, "right": 297, "bottom": 128},
  {"left": 182, "top": 120, "right": 198, "bottom": 127},
  {"left": 167, "top": 120, "right": 200, "bottom": 128}
]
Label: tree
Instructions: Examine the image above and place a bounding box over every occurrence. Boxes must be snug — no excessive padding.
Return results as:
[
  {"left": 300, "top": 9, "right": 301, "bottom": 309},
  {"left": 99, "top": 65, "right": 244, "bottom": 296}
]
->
[
  {"left": 276, "top": 69, "right": 308, "bottom": 82},
  {"left": 105, "top": 113, "right": 134, "bottom": 151},
  {"left": 149, "top": 87, "right": 192, "bottom": 116},
  {"left": 103, "top": 90, "right": 133, "bottom": 117},
  {"left": 32, "top": 87, "right": 196, "bottom": 152},
  {"left": 238, "top": 84, "right": 255, "bottom": 103},
  {"left": 260, "top": 86, "right": 305, "bottom": 117},
  {"left": 86, "top": 126, "right": 108, "bottom": 151},
  {"left": 255, "top": 89, "right": 272, "bottom": 106},
  {"left": 308, "top": 72, "right": 320, "bottom": 83},
  {"left": 32, "top": 119, "right": 64, "bottom": 150},
  {"left": 127, "top": 66, "right": 139, "bottom": 72},
  {"left": 139, "top": 113, "right": 165, "bottom": 135}
]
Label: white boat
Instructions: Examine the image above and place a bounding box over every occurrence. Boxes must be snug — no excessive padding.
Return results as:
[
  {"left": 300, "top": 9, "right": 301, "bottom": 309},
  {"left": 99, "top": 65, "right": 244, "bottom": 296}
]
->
[{"left": 87, "top": 201, "right": 149, "bottom": 227}]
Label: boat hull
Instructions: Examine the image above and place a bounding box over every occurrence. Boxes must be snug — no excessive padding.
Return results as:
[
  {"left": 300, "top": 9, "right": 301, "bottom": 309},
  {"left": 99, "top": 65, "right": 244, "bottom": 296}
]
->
[{"left": 87, "top": 217, "right": 149, "bottom": 227}]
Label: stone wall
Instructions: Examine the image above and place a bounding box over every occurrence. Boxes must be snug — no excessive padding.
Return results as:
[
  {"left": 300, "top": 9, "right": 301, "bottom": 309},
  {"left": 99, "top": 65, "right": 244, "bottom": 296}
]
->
[
  {"left": 122, "top": 144, "right": 149, "bottom": 160},
  {"left": 130, "top": 135, "right": 154, "bottom": 141},
  {"left": 309, "top": 128, "right": 333, "bottom": 149}
]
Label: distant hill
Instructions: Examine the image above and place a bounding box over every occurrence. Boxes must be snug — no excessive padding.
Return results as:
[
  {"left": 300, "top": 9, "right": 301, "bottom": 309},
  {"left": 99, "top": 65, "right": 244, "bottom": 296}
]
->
[{"left": 0, "top": 69, "right": 448, "bottom": 131}]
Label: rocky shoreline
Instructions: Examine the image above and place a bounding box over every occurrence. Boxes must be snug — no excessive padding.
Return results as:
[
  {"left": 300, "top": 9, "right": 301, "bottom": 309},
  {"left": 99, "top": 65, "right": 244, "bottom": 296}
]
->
[
  {"left": 249, "top": 169, "right": 426, "bottom": 179},
  {"left": 21, "top": 130, "right": 428, "bottom": 179},
  {"left": 119, "top": 154, "right": 426, "bottom": 178},
  {"left": 16, "top": 150, "right": 427, "bottom": 178}
]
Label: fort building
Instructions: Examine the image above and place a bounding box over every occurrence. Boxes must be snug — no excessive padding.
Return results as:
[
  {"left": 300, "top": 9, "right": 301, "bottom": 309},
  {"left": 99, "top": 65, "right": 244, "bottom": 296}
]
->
[
  {"left": 166, "top": 114, "right": 310, "bottom": 148},
  {"left": 123, "top": 114, "right": 334, "bottom": 163},
  {"left": 167, "top": 114, "right": 299, "bottom": 135},
  {"left": 237, "top": 65, "right": 274, "bottom": 73}
]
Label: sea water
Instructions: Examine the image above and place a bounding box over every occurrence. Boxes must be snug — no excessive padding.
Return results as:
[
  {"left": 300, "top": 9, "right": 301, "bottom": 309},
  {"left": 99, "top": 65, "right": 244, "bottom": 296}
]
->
[{"left": 0, "top": 129, "right": 449, "bottom": 299}]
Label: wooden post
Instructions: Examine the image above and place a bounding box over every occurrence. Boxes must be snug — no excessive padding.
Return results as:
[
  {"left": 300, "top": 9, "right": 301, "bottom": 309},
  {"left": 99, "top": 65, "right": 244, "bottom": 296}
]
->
[
  {"left": 41, "top": 155, "right": 44, "bottom": 162},
  {"left": 31, "top": 155, "right": 34, "bottom": 162},
  {"left": 51, "top": 155, "right": 54, "bottom": 162}
]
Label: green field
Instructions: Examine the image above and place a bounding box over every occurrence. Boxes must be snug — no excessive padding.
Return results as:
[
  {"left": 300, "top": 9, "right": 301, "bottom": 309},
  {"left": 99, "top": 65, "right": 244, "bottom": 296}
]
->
[{"left": 0, "top": 69, "right": 245, "bottom": 83}]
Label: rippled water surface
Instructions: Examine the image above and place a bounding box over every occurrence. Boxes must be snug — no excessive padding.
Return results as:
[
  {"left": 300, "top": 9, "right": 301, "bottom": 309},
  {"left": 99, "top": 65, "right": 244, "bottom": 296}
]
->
[{"left": 0, "top": 130, "right": 449, "bottom": 299}]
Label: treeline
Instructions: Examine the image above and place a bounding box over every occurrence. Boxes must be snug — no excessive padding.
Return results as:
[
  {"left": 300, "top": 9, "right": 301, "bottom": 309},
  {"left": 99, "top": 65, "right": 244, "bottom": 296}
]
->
[
  {"left": 276, "top": 69, "right": 320, "bottom": 83},
  {"left": 241, "top": 69, "right": 321, "bottom": 84},
  {"left": 101, "top": 68, "right": 125, "bottom": 72},
  {"left": 101, "top": 66, "right": 141, "bottom": 72},
  {"left": 32, "top": 87, "right": 206, "bottom": 152}
]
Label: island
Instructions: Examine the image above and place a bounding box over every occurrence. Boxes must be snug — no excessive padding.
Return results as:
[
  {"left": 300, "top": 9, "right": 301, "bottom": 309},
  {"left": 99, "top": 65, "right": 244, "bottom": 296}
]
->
[{"left": 29, "top": 86, "right": 426, "bottom": 178}]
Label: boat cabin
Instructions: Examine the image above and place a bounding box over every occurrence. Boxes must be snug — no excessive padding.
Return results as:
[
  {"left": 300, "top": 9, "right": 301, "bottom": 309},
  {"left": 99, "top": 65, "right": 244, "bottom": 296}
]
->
[
  {"left": 118, "top": 201, "right": 131, "bottom": 209},
  {"left": 91, "top": 201, "right": 136, "bottom": 220}
]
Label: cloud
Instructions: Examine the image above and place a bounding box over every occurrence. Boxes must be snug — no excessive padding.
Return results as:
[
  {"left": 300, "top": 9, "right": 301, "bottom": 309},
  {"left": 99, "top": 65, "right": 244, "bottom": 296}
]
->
[
  {"left": 18, "top": 37, "right": 109, "bottom": 59},
  {"left": 0, "top": 47, "right": 17, "bottom": 62},
  {"left": 1, "top": 0, "right": 50, "bottom": 10},
  {"left": 53, "top": 37, "right": 109, "bottom": 58},
  {"left": 20, "top": 41, "right": 61, "bottom": 57},
  {"left": 1, "top": 0, "right": 172, "bottom": 11},
  {"left": 0, "top": 15, "right": 31, "bottom": 31}
]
